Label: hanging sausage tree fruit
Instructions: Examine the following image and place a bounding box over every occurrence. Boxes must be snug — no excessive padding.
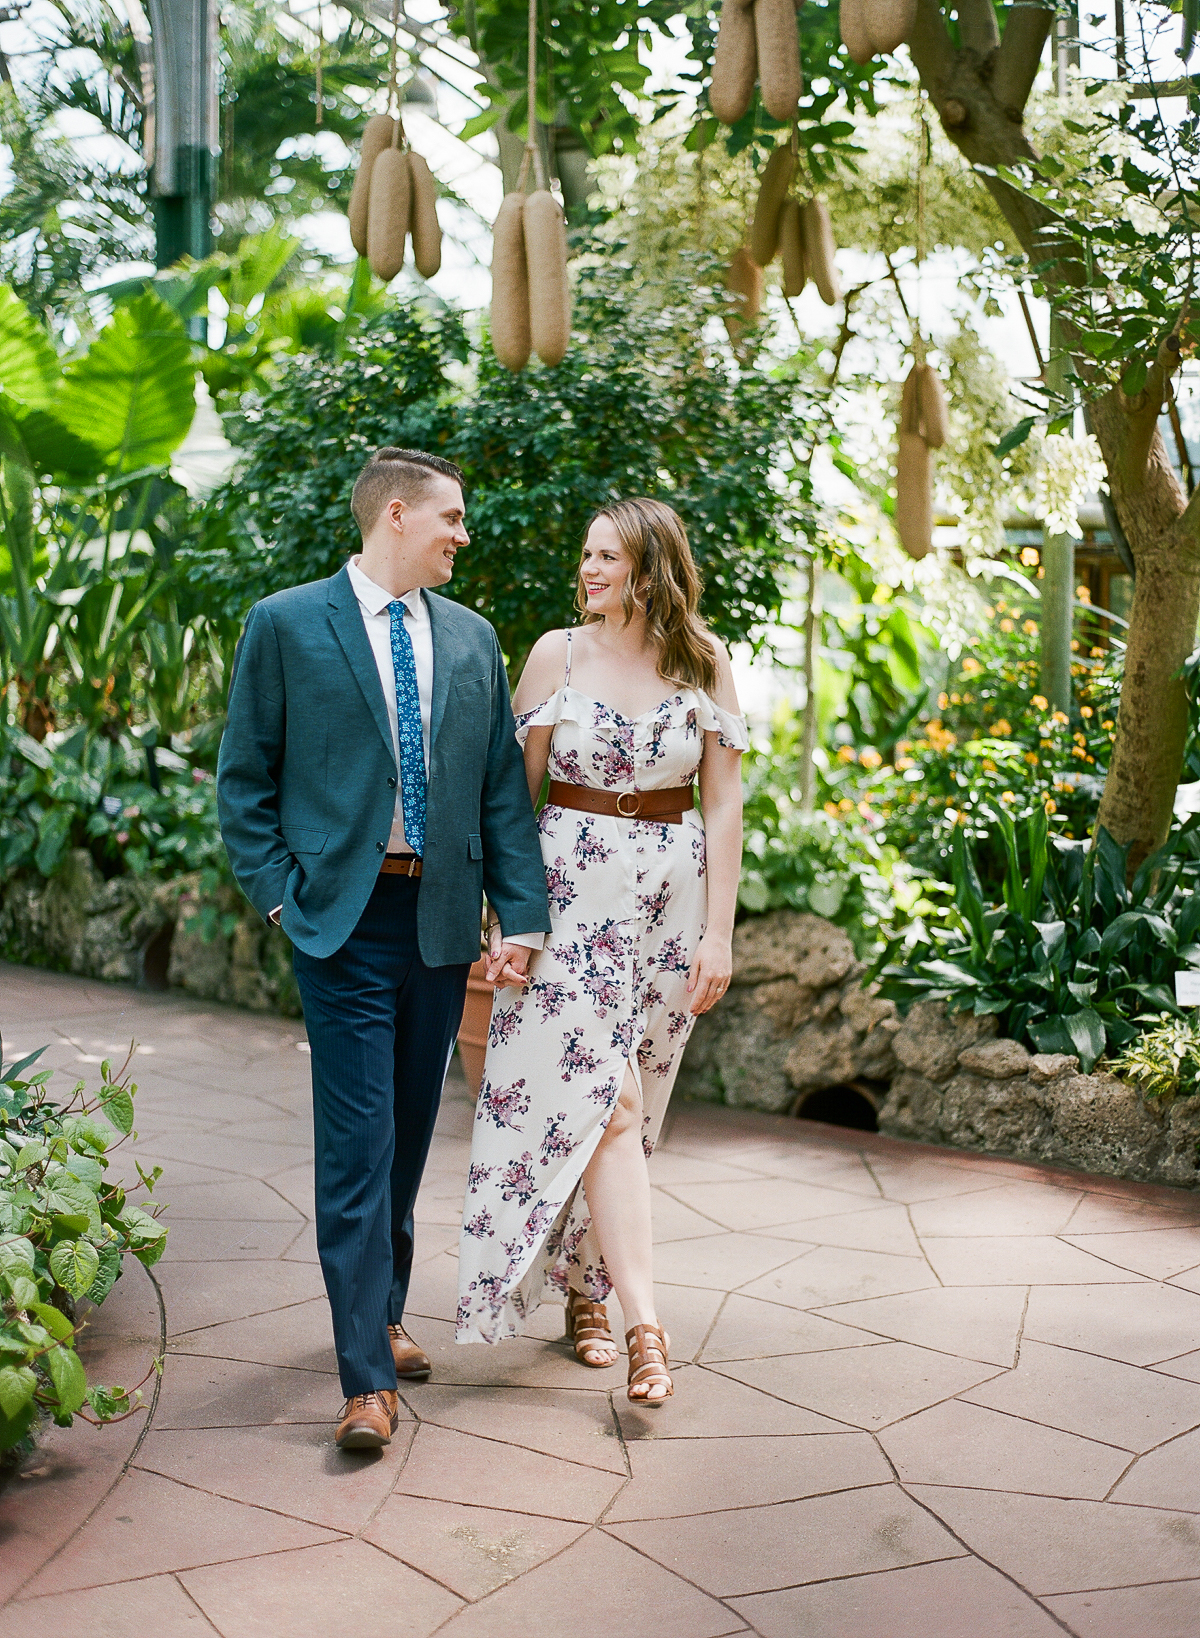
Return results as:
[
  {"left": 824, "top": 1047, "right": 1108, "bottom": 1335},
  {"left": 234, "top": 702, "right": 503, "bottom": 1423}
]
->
[
  {"left": 489, "top": 0, "right": 572, "bottom": 370},
  {"left": 345, "top": 0, "right": 442, "bottom": 283}
]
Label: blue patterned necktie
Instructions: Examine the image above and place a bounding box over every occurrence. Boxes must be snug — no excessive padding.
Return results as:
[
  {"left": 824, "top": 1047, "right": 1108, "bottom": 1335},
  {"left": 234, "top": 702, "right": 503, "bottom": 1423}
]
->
[{"left": 388, "top": 599, "right": 427, "bottom": 857}]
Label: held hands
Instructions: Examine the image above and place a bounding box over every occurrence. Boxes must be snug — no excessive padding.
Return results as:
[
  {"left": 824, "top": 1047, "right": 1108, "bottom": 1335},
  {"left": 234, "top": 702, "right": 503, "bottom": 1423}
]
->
[
  {"left": 485, "top": 923, "right": 532, "bottom": 990},
  {"left": 686, "top": 932, "right": 733, "bottom": 1015}
]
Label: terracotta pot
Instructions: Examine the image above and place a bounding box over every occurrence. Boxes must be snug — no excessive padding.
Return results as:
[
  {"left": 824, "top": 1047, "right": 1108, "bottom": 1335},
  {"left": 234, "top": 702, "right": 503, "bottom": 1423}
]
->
[{"left": 457, "top": 957, "right": 495, "bottom": 1097}]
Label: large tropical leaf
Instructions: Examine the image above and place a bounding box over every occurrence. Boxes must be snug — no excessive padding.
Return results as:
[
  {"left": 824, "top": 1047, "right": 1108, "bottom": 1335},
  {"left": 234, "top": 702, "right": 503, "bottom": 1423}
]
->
[
  {"left": 56, "top": 292, "right": 195, "bottom": 472},
  {"left": 4, "top": 401, "right": 104, "bottom": 481},
  {"left": 0, "top": 285, "right": 58, "bottom": 409}
]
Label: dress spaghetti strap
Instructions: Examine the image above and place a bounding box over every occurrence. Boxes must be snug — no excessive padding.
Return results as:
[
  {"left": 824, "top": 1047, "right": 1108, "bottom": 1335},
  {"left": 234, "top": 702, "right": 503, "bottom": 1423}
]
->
[{"left": 564, "top": 629, "right": 573, "bottom": 688}]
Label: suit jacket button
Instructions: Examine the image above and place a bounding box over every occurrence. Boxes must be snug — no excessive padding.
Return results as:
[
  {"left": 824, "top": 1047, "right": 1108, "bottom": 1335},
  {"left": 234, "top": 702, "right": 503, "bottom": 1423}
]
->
[
  {"left": 387, "top": 776, "right": 396, "bottom": 788},
  {"left": 376, "top": 841, "right": 385, "bottom": 853}
]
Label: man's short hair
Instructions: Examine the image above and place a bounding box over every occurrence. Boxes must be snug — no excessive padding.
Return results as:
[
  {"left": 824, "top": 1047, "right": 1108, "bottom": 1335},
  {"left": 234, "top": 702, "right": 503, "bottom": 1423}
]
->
[{"left": 350, "top": 447, "right": 465, "bottom": 536}]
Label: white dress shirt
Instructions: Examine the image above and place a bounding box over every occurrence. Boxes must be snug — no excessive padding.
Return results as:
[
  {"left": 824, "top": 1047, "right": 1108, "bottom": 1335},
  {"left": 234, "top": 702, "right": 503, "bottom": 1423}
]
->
[{"left": 271, "top": 556, "right": 542, "bottom": 950}]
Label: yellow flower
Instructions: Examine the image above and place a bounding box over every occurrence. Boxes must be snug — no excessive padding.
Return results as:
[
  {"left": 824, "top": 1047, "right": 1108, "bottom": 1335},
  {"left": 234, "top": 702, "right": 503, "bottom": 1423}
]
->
[
  {"left": 838, "top": 798, "right": 855, "bottom": 812},
  {"left": 824, "top": 802, "right": 839, "bottom": 817},
  {"left": 837, "top": 745, "right": 857, "bottom": 763},
  {"left": 1072, "top": 744, "right": 1088, "bottom": 758},
  {"left": 896, "top": 740, "right": 913, "bottom": 756},
  {"left": 1075, "top": 585, "right": 1091, "bottom": 605},
  {"left": 1052, "top": 711, "right": 1069, "bottom": 725},
  {"left": 895, "top": 756, "right": 915, "bottom": 771},
  {"left": 938, "top": 692, "right": 949, "bottom": 710},
  {"left": 857, "top": 801, "right": 873, "bottom": 818},
  {"left": 992, "top": 719, "right": 1012, "bottom": 736},
  {"left": 961, "top": 657, "right": 982, "bottom": 677},
  {"left": 949, "top": 692, "right": 962, "bottom": 705},
  {"left": 1070, "top": 639, "right": 1080, "bottom": 652},
  {"left": 1031, "top": 695, "right": 1048, "bottom": 711},
  {"left": 1023, "top": 619, "right": 1038, "bottom": 635},
  {"left": 1040, "top": 738, "right": 1053, "bottom": 749},
  {"left": 1090, "top": 646, "right": 1105, "bottom": 659},
  {"left": 859, "top": 748, "right": 883, "bottom": 769},
  {"left": 1024, "top": 752, "right": 1039, "bottom": 765},
  {"left": 962, "top": 693, "right": 975, "bottom": 704},
  {"left": 1000, "top": 790, "right": 1016, "bottom": 804},
  {"left": 1080, "top": 706, "right": 1093, "bottom": 719},
  {"left": 1101, "top": 719, "right": 1115, "bottom": 731},
  {"left": 1073, "top": 732, "right": 1087, "bottom": 745},
  {"left": 1043, "top": 797, "right": 1057, "bottom": 815},
  {"left": 999, "top": 618, "right": 1014, "bottom": 633},
  {"left": 981, "top": 758, "right": 997, "bottom": 772}
]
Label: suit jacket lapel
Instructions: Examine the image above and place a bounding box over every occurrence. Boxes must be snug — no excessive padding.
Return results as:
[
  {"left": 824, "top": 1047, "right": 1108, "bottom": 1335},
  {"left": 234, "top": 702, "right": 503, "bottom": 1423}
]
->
[
  {"left": 425, "top": 590, "right": 457, "bottom": 752},
  {"left": 326, "top": 565, "right": 394, "bottom": 764}
]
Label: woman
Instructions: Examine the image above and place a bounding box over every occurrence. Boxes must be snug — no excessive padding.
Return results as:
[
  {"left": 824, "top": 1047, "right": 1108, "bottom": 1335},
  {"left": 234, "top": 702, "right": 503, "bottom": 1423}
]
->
[{"left": 455, "top": 498, "right": 746, "bottom": 1404}]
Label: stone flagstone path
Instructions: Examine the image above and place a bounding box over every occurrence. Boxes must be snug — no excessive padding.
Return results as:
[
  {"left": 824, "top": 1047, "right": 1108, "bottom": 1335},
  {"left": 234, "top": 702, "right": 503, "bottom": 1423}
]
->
[{"left": 2, "top": 961, "right": 1200, "bottom": 1636}]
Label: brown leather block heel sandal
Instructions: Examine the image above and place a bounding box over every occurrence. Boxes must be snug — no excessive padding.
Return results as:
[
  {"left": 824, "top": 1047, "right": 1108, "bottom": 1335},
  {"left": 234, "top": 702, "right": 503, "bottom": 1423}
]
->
[
  {"left": 566, "top": 1289, "right": 616, "bottom": 1367},
  {"left": 626, "top": 1323, "right": 673, "bottom": 1405}
]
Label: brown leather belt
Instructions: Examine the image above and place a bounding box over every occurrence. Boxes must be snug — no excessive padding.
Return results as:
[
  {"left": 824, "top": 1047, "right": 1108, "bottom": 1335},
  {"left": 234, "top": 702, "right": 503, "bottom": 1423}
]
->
[
  {"left": 380, "top": 854, "right": 422, "bottom": 877},
  {"left": 546, "top": 780, "right": 695, "bottom": 824}
]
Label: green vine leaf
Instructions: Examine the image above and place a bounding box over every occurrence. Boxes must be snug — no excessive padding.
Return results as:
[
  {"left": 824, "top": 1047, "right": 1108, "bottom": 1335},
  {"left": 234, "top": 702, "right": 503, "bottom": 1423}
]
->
[
  {"left": 99, "top": 1084, "right": 134, "bottom": 1135},
  {"left": 49, "top": 1239, "right": 100, "bottom": 1299}
]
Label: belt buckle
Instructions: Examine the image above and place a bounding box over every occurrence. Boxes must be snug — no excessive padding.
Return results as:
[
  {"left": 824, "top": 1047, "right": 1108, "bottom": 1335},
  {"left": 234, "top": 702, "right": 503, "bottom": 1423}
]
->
[{"left": 615, "top": 791, "right": 642, "bottom": 818}]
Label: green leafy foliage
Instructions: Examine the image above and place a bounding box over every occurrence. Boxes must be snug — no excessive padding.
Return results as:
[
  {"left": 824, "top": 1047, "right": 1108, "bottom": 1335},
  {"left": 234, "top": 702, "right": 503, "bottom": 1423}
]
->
[
  {"left": 196, "top": 259, "right": 807, "bottom": 670},
  {"left": 1114, "top": 1014, "right": 1200, "bottom": 1105},
  {"left": 879, "top": 810, "right": 1200, "bottom": 1073},
  {"left": 0, "top": 1041, "right": 166, "bottom": 1455},
  {"left": 738, "top": 703, "right": 949, "bottom": 955},
  {"left": 821, "top": 596, "right": 1123, "bottom": 893},
  {"left": 0, "top": 722, "right": 228, "bottom": 886},
  {"left": 57, "top": 293, "right": 195, "bottom": 474}
]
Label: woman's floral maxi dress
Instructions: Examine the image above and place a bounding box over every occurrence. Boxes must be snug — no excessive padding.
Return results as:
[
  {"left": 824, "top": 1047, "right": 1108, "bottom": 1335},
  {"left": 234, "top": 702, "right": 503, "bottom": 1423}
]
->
[{"left": 455, "top": 655, "right": 748, "bottom": 1346}]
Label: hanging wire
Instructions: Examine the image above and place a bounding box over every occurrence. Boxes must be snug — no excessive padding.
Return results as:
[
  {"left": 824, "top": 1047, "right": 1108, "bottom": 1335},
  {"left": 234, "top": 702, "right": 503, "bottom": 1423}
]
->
[
  {"left": 517, "top": 0, "right": 545, "bottom": 192},
  {"left": 386, "top": 0, "right": 407, "bottom": 147},
  {"left": 912, "top": 91, "right": 929, "bottom": 366},
  {"left": 314, "top": 0, "right": 324, "bottom": 126}
]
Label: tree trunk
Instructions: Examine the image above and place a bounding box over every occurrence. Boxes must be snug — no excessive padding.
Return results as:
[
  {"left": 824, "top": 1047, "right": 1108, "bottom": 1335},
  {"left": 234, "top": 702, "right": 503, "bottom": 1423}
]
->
[{"left": 908, "top": 0, "right": 1200, "bottom": 870}]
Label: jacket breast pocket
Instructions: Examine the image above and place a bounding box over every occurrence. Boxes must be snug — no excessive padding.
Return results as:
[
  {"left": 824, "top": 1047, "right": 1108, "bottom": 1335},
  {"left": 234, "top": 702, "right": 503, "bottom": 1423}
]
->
[
  {"left": 282, "top": 826, "right": 328, "bottom": 855},
  {"left": 456, "top": 674, "right": 488, "bottom": 701},
  {"left": 468, "top": 833, "right": 484, "bottom": 861}
]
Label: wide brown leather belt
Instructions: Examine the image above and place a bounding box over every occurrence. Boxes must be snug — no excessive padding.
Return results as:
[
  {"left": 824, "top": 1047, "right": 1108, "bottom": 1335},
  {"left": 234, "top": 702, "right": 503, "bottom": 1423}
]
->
[
  {"left": 380, "top": 854, "right": 423, "bottom": 877},
  {"left": 546, "top": 780, "right": 695, "bottom": 824}
]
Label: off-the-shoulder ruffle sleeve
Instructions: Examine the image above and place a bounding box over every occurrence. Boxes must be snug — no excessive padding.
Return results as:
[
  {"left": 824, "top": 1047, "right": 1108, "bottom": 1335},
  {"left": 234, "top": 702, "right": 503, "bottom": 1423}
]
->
[
  {"left": 513, "top": 687, "right": 588, "bottom": 747},
  {"left": 695, "top": 693, "right": 750, "bottom": 753}
]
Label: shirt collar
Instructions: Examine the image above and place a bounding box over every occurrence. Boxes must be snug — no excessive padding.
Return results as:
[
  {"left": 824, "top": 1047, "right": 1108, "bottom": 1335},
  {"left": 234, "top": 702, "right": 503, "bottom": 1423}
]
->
[{"left": 347, "top": 556, "right": 426, "bottom": 620}]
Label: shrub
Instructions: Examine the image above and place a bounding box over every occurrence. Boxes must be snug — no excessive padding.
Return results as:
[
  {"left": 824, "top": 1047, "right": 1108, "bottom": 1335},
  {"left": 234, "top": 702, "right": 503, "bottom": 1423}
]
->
[
  {"left": 0, "top": 1040, "right": 167, "bottom": 1459},
  {"left": 822, "top": 598, "right": 1123, "bottom": 893},
  {"left": 878, "top": 808, "right": 1200, "bottom": 1072},
  {"left": 739, "top": 708, "right": 950, "bottom": 955},
  {"left": 190, "top": 259, "right": 810, "bottom": 670},
  {"left": 0, "top": 722, "right": 227, "bottom": 885},
  {"left": 1113, "top": 1014, "right": 1200, "bottom": 1104}
]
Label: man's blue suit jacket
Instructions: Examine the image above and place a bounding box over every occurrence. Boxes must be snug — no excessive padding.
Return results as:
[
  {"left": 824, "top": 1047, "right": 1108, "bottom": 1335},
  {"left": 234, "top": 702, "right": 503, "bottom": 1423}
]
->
[{"left": 216, "top": 565, "right": 551, "bottom": 965}]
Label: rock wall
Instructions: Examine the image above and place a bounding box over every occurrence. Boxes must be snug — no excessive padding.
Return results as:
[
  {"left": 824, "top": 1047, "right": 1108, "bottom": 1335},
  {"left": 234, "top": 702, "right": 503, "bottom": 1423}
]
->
[
  {"left": 0, "top": 853, "right": 300, "bottom": 1017},
  {"left": 880, "top": 1001, "right": 1200, "bottom": 1190},
  {"left": 680, "top": 911, "right": 1200, "bottom": 1191},
  {"left": 677, "top": 911, "right": 901, "bottom": 1113}
]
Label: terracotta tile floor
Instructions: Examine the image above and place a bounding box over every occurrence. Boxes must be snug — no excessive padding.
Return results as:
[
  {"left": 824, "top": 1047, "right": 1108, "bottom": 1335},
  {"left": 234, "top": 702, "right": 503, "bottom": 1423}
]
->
[{"left": 3, "top": 964, "right": 1200, "bottom": 1637}]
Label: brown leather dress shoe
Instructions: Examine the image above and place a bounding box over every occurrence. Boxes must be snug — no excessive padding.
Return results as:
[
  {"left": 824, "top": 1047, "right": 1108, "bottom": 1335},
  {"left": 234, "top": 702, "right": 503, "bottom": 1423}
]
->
[
  {"left": 388, "top": 1322, "right": 431, "bottom": 1381},
  {"left": 335, "top": 1390, "right": 399, "bottom": 1450}
]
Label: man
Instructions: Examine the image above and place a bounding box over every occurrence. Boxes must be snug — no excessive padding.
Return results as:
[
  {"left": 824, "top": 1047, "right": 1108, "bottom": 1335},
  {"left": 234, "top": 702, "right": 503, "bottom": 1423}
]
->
[{"left": 217, "top": 448, "right": 550, "bottom": 1450}]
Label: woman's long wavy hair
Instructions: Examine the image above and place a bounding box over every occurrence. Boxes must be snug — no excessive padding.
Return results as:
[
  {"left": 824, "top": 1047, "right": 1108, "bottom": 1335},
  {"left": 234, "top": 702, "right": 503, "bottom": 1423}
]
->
[{"left": 575, "top": 499, "right": 719, "bottom": 693}]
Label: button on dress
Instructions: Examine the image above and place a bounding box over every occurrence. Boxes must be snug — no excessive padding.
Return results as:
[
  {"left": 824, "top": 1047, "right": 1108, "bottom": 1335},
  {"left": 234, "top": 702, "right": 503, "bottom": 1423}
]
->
[{"left": 455, "top": 667, "right": 748, "bottom": 1346}]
